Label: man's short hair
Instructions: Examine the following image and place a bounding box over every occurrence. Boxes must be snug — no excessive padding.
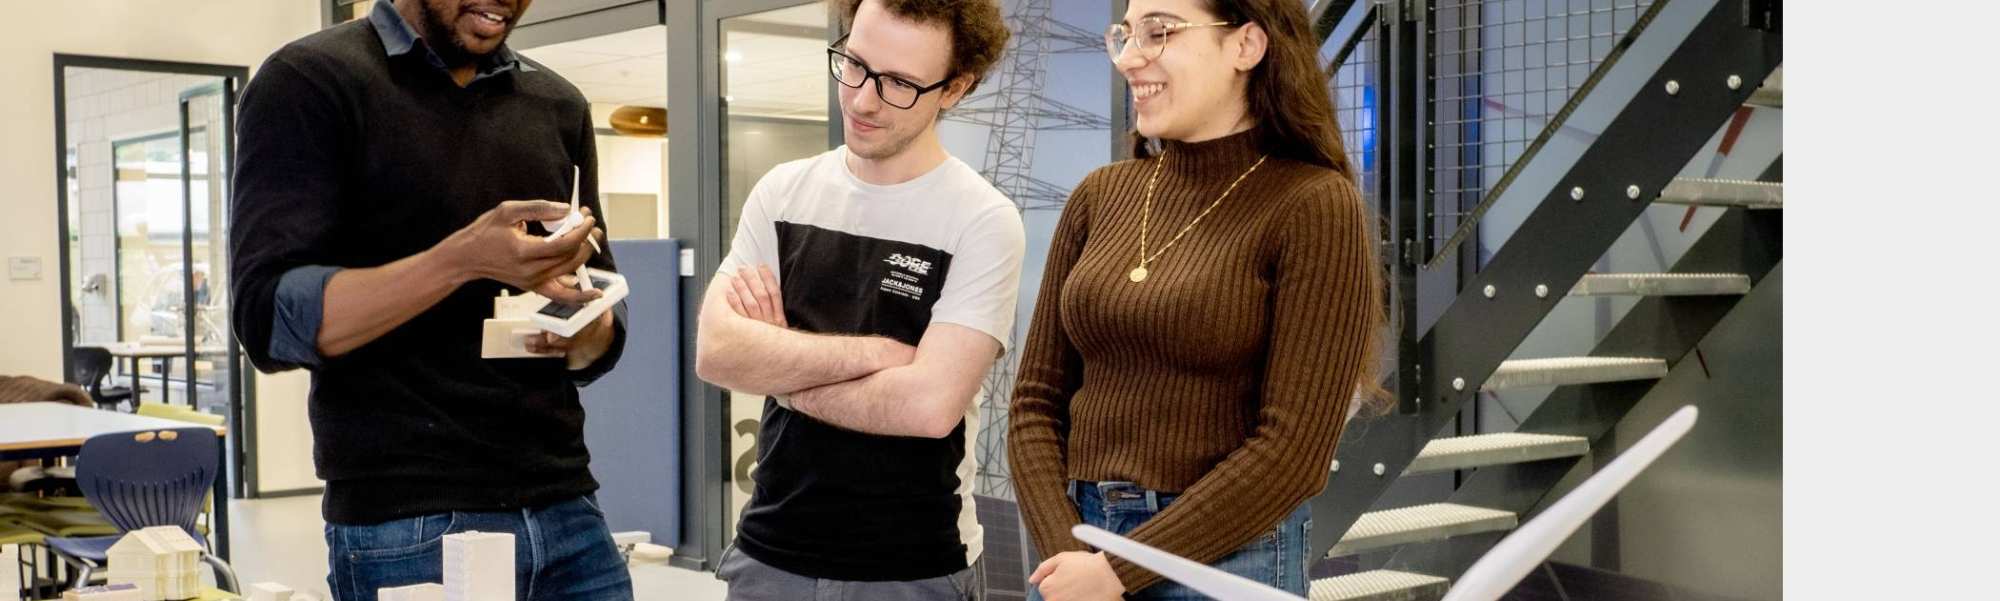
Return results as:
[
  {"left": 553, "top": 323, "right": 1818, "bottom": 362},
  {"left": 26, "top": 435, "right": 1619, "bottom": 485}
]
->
[{"left": 836, "top": 0, "right": 1012, "bottom": 96}]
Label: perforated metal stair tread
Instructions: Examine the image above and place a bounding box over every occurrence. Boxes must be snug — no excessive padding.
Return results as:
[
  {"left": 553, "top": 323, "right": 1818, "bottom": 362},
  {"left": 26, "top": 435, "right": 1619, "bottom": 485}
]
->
[
  {"left": 1748, "top": 85, "right": 1781, "bottom": 108},
  {"left": 1570, "top": 273, "right": 1752, "bottom": 296},
  {"left": 1310, "top": 570, "right": 1451, "bottom": 601},
  {"left": 1406, "top": 433, "right": 1590, "bottom": 474},
  {"left": 1655, "top": 178, "right": 1783, "bottom": 209},
  {"left": 1328, "top": 503, "right": 1517, "bottom": 557},
  {"left": 1482, "top": 357, "right": 1668, "bottom": 391},
  {"left": 1747, "top": 67, "right": 1783, "bottom": 108}
]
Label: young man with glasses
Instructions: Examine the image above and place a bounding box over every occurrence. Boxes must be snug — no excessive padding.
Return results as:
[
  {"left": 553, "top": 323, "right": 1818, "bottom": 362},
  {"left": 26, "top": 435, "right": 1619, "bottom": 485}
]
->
[{"left": 693, "top": 0, "right": 1019, "bottom": 599}]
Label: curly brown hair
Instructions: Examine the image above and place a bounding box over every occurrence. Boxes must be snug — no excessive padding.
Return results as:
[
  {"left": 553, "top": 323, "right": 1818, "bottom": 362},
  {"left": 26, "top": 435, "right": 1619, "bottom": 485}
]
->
[{"left": 835, "top": 0, "right": 1012, "bottom": 96}]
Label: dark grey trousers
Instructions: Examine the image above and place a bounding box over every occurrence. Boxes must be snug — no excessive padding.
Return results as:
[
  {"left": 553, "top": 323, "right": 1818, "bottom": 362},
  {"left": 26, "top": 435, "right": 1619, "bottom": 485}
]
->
[{"left": 716, "top": 545, "right": 980, "bottom": 601}]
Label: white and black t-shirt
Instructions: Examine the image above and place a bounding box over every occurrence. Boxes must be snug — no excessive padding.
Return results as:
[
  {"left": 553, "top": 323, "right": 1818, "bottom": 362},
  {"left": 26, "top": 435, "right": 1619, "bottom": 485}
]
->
[{"left": 721, "top": 147, "right": 1025, "bottom": 581}]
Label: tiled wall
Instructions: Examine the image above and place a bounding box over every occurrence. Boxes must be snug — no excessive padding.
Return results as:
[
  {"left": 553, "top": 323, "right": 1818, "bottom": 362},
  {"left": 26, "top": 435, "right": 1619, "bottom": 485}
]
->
[{"left": 62, "top": 68, "right": 218, "bottom": 345}]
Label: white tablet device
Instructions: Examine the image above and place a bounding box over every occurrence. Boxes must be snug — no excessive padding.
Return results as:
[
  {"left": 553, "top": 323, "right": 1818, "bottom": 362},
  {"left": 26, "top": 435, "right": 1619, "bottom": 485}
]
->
[{"left": 529, "top": 268, "right": 627, "bottom": 338}]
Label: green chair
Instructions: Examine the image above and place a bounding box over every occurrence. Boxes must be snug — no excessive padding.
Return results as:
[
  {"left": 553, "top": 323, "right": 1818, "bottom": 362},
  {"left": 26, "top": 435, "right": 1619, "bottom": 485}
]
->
[
  {"left": 5, "top": 508, "right": 118, "bottom": 537},
  {"left": 137, "top": 402, "right": 226, "bottom": 427},
  {"left": 0, "top": 521, "right": 44, "bottom": 546},
  {"left": 4, "top": 521, "right": 52, "bottom": 601},
  {"left": 1, "top": 494, "right": 94, "bottom": 512}
]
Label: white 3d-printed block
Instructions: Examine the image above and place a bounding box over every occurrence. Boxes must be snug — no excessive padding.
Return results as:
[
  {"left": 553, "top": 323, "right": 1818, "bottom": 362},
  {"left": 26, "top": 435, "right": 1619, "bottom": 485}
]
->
[
  {"left": 444, "top": 531, "right": 515, "bottom": 601},
  {"left": 379, "top": 583, "right": 444, "bottom": 601},
  {"left": 248, "top": 582, "right": 295, "bottom": 601}
]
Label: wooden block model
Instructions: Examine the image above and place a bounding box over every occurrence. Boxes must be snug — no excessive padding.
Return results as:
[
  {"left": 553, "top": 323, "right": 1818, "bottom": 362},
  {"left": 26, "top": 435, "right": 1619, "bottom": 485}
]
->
[
  {"left": 62, "top": 583, "right": 143, "bottom": 601},
  {"left": 107, "top": 526, "right": 204, "bottom": 600}
]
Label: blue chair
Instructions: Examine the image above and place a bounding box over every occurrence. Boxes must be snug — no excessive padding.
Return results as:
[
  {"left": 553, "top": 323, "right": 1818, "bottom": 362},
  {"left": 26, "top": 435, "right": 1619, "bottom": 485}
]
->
[{"left": 43, "top": 428, "right": 237, "bottom": 593}]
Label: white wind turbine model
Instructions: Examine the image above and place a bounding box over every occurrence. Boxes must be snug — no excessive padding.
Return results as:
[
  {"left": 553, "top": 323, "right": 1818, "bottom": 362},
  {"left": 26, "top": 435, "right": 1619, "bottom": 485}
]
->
[{"left": 1073, "top": 405, "right": 1701, "bottom": 601}]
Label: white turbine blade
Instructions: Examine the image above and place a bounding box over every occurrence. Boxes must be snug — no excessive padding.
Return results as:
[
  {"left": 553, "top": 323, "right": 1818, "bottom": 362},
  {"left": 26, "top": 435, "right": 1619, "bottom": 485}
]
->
[
  {"left": 570, "top": 166, "right": 581, "bottom": 211},
  {"left": 1441, "top": 405, "right": 1699, "bottom": 601},
  {"left": 1072, "top": 525, "right": 1306, "bottom": 601}
]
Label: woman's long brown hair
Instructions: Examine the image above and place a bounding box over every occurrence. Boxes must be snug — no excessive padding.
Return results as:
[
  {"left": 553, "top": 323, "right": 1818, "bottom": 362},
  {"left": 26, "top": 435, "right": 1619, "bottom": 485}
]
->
[{"left": 1131, "top": 0, "right": 1392, "bottom": 415}]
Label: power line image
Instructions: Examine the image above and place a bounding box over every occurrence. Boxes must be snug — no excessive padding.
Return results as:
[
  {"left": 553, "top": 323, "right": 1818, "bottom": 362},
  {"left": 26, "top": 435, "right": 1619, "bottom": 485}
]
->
[{"left": 941, "top": 0, "right": 1112, "bottom": 501}]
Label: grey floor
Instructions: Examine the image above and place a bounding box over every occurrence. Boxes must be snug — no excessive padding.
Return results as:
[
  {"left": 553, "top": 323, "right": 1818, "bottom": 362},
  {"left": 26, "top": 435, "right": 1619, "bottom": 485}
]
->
[{"left": 4, "top": 495, "right": 729, "bottom": 601}]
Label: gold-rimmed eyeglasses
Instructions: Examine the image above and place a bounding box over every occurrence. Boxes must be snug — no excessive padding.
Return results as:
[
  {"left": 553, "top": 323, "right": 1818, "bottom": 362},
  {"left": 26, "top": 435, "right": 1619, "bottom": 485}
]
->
[{"left": 1105, "top": 17, "right": 1235, "bottom": 62}]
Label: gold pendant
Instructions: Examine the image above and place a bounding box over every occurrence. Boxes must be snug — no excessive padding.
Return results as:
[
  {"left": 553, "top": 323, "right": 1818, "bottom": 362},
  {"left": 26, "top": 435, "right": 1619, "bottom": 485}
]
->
[{"left": 1129, "top": 265, "right": 1149, "bottom": 283}]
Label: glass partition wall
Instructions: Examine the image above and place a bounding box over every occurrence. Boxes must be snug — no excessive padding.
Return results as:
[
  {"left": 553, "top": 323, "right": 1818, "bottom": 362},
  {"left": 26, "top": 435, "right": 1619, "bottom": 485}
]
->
[
  {"left": 717, "top": 0, "right": 834, "bottom": 546},
  {"left": 55, "top": 55, "right": 247, "bottom": 536},
  {"left": 58, "top": 61, "right": 241, "bottom": 420}
]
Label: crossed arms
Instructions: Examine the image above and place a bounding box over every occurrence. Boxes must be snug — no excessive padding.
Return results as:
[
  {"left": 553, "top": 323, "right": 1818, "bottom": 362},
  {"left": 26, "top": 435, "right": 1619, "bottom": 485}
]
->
[{"left": 693, "top": 265, "right": 999, "bottom": 439}]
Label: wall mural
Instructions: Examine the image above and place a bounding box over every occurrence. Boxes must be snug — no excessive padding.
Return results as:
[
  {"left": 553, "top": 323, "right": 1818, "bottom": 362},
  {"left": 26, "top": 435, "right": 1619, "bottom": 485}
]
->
[{"left": 936, "top": 0, "right": 1113, "bottom": 500}]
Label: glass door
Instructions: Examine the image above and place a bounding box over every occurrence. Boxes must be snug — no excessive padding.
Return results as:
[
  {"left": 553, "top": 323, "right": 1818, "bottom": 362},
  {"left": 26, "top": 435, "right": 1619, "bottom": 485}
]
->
[
  {"left": 57, "top": 56, "right": 250, "bottom": 509},
  {"left": 60, "top": 65, "right": 236, "bottom": 413},
  {"left": 716, "top": 0, "right": 835, "bottom": 544},
  {"left": 177, "top": 82, "right": 245, "bottom": 482}
]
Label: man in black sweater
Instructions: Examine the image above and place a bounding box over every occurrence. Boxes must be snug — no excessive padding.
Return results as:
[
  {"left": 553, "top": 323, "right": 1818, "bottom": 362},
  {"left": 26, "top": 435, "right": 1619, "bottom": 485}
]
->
[{"left": 229, "top": 1, "right": 632, "bottom": 600}]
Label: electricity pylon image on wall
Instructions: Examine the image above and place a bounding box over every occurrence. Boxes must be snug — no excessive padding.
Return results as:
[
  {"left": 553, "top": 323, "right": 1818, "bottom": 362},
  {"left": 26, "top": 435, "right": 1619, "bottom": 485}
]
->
[{"left": 945, "top": 0, "right": 1110, "bottom": 499}]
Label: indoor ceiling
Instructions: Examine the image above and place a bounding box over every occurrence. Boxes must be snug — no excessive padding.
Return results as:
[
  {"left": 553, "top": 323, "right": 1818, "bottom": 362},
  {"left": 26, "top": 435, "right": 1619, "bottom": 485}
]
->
[
  {"left": 520, "top": 25, "right": 670, "bottom": 108},
  {"left": 517, "top": 4, "right": 831, "bottom": 122}
]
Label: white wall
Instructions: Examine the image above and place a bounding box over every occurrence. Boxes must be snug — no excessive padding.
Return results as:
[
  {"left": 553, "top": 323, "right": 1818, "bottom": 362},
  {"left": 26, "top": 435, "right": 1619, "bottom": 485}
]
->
[
  {"left": 596, "top": 130, "right": 665, "bottom": 195},
  {"left": 0, "top": 0, "right": 324, "bottom": 493},
  {"left": 587, "top": 102, "right": 671, "bottom": 237},
  {"left": 594, "top": 132, "right": 669, "bottom": 239},
  {"left": 0, "top": 0, "right": 320, "bottom": 376}
]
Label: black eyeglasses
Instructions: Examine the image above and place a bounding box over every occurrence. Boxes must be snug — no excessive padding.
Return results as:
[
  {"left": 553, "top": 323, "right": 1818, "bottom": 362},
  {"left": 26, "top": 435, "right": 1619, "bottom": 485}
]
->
[{"left": 828, "top": 34, "right": 952, "bottom": 110}]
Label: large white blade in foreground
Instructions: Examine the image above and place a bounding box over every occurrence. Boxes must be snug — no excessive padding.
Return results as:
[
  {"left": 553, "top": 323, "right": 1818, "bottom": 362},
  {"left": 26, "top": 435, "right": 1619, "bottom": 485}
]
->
[
  {"left": 1074, "top": 405, "right": 1699, "bottom": 601},
  {"left": 1441, "top": 405, "right": 1697, "bottom": 601}
]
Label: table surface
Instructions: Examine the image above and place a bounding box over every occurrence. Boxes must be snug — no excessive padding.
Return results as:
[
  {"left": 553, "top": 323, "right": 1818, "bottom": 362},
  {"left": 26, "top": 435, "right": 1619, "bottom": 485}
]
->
[
  {"left": 81, "top": 341, "right": 228, "bottom": 358},
  {"left": 0, "top": 402, "right": 226, "bottom": 453}
]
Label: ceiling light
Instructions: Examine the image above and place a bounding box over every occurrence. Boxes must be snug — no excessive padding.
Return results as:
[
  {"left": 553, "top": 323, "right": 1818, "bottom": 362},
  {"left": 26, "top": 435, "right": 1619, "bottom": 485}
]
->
[{"left": 609, "top": 105, "right": 667, "bottom": 138}]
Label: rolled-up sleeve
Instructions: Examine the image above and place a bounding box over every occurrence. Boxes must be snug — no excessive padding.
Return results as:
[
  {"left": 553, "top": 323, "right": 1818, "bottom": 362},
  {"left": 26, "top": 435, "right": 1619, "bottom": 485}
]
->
[
  {"left": 267, "top": 265, "right": 342, "bottom": 368},
  {"left": 565, "top": 302, "right": 627, "bottom": 386}
]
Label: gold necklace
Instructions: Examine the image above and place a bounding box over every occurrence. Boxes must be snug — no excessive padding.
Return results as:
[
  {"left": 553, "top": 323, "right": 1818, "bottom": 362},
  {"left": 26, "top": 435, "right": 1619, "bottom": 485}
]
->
[{"left": 1131, "top": 150, "right": 1268, "bottom": 283}]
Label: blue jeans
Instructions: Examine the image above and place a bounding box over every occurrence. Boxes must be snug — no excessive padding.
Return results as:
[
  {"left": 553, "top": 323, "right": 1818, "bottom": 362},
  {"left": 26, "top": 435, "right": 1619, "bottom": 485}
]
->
[
  {"left": 325, "top": 495, "right": 633, "bottom": 601},
  {"left": 1029, "top": 481, "right": 1311, "bottom": 600}
]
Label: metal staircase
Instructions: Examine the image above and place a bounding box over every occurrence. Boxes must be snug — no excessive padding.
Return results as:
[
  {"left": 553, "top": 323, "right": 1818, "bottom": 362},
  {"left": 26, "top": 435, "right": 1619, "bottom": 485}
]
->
[{"left": 1304, "top": 0, "right": 1782, "bottom": 598}]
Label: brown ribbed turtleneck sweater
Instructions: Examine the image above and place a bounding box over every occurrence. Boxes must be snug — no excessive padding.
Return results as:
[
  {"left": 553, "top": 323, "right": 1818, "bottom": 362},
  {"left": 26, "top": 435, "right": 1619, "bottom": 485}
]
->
[{"left": 1007, "top": 129, "right": 1374, "bottom": 593}]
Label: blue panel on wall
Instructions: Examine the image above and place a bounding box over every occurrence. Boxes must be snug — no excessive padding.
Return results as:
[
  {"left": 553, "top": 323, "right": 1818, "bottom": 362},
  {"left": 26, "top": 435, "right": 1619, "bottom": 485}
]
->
[{"left": 580, "top": 238, "right": 681, "bottom": 546}]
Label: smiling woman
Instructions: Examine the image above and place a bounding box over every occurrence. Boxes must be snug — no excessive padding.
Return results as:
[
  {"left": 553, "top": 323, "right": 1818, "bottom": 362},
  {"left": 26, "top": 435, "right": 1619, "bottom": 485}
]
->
[{"left": 1008, "top": 1, "right": 1383, "bottom": 600}]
